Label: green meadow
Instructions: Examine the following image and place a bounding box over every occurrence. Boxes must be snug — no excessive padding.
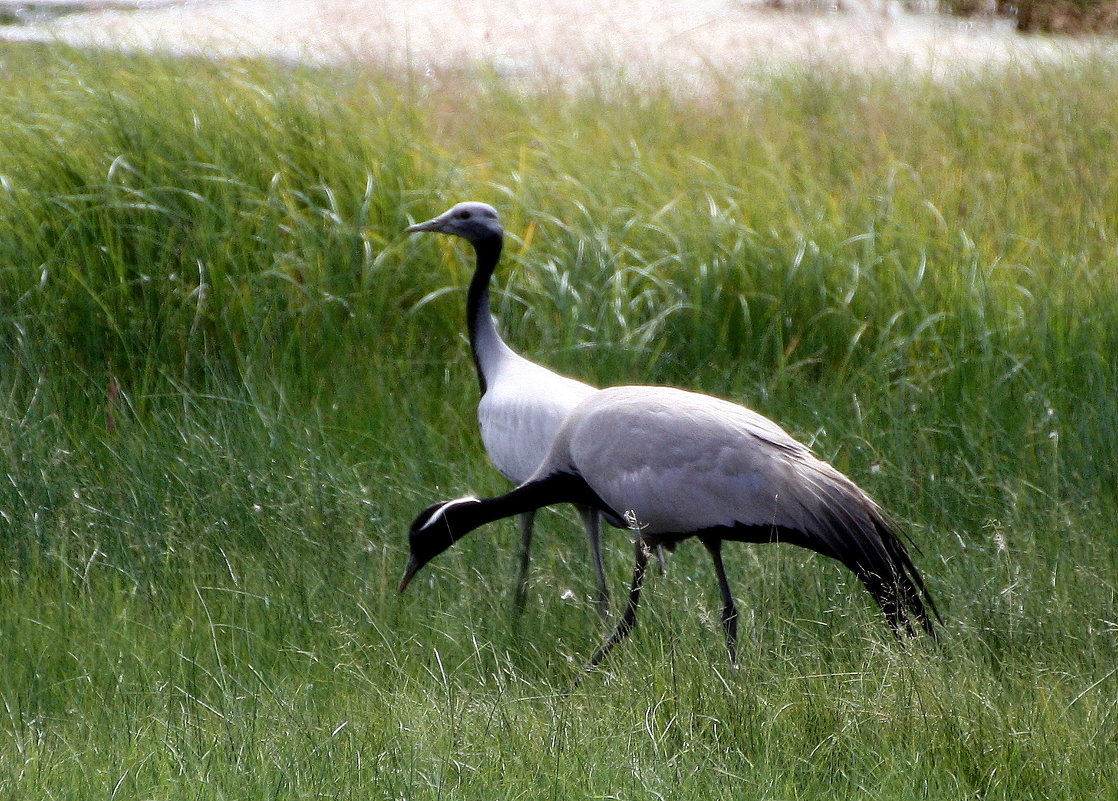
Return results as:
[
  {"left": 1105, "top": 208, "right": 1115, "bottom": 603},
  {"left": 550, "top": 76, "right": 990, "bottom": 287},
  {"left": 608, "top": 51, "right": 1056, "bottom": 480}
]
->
[{"left": 1, "top": 44, "right": 1116, "bottom": 799}]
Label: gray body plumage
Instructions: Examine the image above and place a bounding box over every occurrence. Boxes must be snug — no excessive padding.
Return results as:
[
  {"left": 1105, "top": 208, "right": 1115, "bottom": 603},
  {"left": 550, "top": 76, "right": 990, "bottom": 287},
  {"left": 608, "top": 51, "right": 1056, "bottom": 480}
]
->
[{"left": 551, "top": 385, "right": 880, "bottom": 540}]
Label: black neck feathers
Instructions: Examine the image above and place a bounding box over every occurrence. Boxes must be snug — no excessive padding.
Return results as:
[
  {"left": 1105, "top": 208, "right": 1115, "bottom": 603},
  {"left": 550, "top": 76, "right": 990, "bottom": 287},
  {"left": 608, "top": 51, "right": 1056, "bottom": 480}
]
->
[
  {"left": 465, "top": 234, "right": 505, "bottom": 396},
  {"left": 405, "top": 470, "right": 610, "bottom": 583}
]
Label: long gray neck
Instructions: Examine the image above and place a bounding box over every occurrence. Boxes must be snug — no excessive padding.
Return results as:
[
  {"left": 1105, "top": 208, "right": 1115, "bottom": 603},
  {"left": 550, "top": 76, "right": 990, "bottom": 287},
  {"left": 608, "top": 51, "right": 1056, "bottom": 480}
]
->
[{"left": 466, "top": 234, "right": 517, "bottom": 395}]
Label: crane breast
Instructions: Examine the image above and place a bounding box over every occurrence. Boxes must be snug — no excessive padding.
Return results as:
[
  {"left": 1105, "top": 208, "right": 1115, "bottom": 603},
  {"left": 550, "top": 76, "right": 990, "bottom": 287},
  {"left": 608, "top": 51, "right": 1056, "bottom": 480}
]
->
[{"left": 477, "top": 358, "right": 596, "bottom": 484}]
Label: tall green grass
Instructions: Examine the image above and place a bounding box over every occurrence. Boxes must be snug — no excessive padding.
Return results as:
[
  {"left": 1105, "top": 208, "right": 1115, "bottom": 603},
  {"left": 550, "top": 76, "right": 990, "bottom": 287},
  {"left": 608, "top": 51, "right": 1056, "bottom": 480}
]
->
[{"left": 2, "top": 44, "right": 1117, "bottom": 799}]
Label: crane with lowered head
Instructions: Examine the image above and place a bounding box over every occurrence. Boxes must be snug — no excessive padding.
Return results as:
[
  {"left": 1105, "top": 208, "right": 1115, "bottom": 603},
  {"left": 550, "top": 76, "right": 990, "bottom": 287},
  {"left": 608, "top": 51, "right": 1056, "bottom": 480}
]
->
[{"left": 399, "top": 382, "right": 941, "bottom": 670}]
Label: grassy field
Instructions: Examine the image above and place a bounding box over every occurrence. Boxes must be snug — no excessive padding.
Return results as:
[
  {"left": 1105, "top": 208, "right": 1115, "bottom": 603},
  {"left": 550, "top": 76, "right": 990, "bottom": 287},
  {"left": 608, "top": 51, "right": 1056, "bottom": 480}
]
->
[{"left": 1, "top": 44, "right": 1117, "bottom": 799}]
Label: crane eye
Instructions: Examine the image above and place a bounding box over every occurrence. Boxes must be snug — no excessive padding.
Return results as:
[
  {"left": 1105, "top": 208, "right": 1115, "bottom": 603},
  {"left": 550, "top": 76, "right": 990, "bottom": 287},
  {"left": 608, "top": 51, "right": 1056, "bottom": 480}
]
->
[{"left": 456, "top": 209, "right": 472, "bottom": 220}]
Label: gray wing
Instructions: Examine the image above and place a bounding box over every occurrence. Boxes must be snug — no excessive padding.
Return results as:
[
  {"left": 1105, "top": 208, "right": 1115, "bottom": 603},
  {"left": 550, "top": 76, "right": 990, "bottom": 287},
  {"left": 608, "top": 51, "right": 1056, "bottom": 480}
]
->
[
  {"left": 555, "top": 385, "right": 938, "bottom": 635},
  {"left": 563, "top": 386, "right": 852, "bottom": 536}
]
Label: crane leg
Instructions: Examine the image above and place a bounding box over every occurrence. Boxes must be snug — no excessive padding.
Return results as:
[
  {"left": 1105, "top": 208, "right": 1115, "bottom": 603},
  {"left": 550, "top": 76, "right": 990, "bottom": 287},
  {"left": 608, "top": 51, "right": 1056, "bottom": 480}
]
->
[
  {"left": 584, "top": 537, "right": 650, "bottom": 671},
  {"left": 578, "top": 505, "right": 612, "bottom": 624},
  {"left": 701, "top": 537, "right": 739, "bottom": 665},
  {"left": 514, "top": 510, "right": 535, "bottom": 613}
]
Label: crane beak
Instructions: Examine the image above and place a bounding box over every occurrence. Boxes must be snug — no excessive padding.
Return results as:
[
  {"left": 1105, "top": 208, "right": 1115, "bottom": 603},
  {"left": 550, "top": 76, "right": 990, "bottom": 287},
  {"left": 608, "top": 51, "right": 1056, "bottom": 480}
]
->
[
  {"left": 397, "top": 554, "right": 420, "bottom": 593},
  {"left": 404, "top": 216, "right": 441, "bottom": 233}
]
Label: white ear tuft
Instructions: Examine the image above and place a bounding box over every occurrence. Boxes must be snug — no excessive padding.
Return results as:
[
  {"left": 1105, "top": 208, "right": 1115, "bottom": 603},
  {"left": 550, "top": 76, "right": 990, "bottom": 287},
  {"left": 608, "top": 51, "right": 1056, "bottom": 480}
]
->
[{"left": 421, "top": 495, "right": 481, "bottom": 531}]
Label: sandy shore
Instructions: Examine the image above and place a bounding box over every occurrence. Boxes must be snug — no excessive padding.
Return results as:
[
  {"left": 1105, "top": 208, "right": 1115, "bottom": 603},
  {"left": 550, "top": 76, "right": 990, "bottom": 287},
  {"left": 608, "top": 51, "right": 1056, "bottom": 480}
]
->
[{"left": 1, "top": 0, "right": 1114, "bottom": 84}]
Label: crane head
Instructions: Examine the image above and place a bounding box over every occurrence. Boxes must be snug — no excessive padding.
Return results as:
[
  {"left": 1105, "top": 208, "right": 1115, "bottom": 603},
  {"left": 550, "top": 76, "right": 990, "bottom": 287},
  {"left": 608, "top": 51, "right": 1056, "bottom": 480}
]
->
[
  {"left": 398, "top": 495, "right": 482, "bottom": 593},
  {"left": 405, "top": 201, "right": 502, "bottom": 245}
]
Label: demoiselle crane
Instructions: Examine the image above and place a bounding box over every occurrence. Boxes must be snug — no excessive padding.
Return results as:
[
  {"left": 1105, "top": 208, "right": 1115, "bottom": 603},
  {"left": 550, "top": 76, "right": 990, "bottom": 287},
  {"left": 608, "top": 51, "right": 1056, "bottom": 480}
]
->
[
  {"left": 405, "top": 201, "right": 611, "bottom": 620},
  {"left": 400, "top": 385, "right": 939, "bottom": 669}
]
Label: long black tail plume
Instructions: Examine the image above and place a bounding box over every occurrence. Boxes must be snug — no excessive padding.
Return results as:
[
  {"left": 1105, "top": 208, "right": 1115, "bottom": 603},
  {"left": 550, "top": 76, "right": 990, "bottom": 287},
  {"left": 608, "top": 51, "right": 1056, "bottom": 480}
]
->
[{"left": 854, "top": 515, "right": 940, "bottom": 639}]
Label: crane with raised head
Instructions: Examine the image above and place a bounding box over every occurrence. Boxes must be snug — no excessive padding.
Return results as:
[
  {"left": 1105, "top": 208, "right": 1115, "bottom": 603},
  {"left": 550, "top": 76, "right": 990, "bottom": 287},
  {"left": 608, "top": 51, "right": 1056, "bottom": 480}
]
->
[{"left": 405, "top": 202, "right": 611, "bottom": 620}]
